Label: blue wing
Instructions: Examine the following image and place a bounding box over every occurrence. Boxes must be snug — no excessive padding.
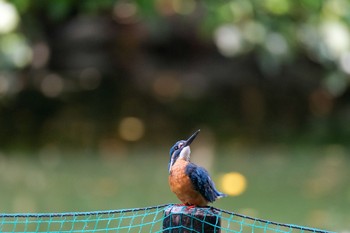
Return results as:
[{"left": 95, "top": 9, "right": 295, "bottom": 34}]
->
[{"left": 185, "top": 163, "right": 227, "bottom": 203}]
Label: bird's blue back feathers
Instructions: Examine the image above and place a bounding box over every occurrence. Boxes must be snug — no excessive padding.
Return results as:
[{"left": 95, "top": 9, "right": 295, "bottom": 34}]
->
[{"left": 185, "top": 163, "right": 227, "bottom": 203}]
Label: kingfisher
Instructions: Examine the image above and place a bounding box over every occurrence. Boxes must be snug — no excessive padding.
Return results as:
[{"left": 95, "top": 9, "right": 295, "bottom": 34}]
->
[{"left": 168, "top": 130, "right": 227, "bottom": 206}]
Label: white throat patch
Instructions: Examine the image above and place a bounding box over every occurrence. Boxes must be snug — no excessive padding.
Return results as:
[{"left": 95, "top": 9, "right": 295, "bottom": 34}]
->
[{"left": 179, "top": 146, "right": 191, "bottom": 161}]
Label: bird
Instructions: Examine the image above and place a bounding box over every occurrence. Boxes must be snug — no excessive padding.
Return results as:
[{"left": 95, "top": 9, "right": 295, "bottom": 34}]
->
[{"left": 168, "top": 129, "right": 227, "bottom": 207}]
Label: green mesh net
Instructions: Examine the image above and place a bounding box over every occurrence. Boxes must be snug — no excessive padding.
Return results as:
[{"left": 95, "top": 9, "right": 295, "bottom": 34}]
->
[{"left": 0, "top": 204, "right": 334, "bottom": 233}]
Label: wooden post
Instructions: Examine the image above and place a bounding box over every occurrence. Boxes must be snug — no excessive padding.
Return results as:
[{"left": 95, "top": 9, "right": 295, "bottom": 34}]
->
[{"left": 163, "top": 205, "right": 221, "bottom": 233}]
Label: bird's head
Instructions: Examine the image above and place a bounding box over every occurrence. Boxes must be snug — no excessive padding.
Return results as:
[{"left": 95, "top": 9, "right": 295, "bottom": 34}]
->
[{"left": 168, "top": 129, "right": 200, "bottom": 173}]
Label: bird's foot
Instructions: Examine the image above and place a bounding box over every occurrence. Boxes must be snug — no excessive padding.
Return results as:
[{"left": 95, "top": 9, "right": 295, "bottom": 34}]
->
[
  {"left": 174, "top": 203, "right": 197, "bottom": 209},
  {"left": 185, "top": 205, "right": 196, "bottom": 210},
  {"left": 175, "top": 203, "right": 186, "bottom": 206}
]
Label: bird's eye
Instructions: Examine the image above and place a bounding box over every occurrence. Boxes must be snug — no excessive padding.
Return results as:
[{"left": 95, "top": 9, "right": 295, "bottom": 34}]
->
[{"left": 174, "top": 146, "right": 178, "bottom": 150}]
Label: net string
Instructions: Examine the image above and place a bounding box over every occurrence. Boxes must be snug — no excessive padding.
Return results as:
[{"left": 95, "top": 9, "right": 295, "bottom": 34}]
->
[
  {"left": 211, "top": 206, "right": 332, "bottom": 233},
  {"left": 0, "top": 204, "right": 334, "bottom": 233}
]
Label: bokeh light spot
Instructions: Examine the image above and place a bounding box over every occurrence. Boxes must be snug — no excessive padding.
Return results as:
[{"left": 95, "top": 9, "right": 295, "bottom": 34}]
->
[
  {"left": 321, "top": 21, "right": 350, "bottom": 58},
  {"left": 41, "top": 74, "right": 64, "bottom": 98},
  {"left": 156, "top": 0, "right": 175, "bottom": 16},
  {"left": 0, "top": 0, "right": 19, "bottom": 34},
  {"left": 229, "top": 1, "right": 253, "bottom": 22},
  {"left": 339, "top": 52, "right": 350, "bottom": 74},
  {"left": 243, "top": 21, "right": 266, "bottom": 44},
  {"left": 265, "top": 33, "right": 288, "bottom": 56},
  {"left": 31, "top": 42, "right": 50, "bottom": 69},
  {"left": 173, "top": 0, "right": 196, "bottom": 15},
  {"left": 322, "top": 72, "right": 347, "bottom": 97},
  {"left": 0, "top": 34, "right": 32, "bottom": 68},
  {"left": 119, "top": 117, "right": 145, "bottom": 142},
  {"left": 153, "top": 74, "right": 181, "bottom": 101},
  {"left": 323, "top": 0, "right": 349, "bottom": 18},
  {"left": 214, "top": 25, "right": 242, "bottom": 57},
  {"left": 264, "top": 0, "right": 290, "bottom": 15},
  {"left": 220, "top": 172, "right": 247, "bottom": 196},
  {"left": 113, "top": 2, "right": 138, "bottom": 23}
]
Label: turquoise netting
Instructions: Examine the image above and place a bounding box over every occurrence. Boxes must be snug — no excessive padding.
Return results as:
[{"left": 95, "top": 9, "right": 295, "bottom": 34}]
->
[{"left": 0, "top": 204, "right": 334, "bottom": 233}]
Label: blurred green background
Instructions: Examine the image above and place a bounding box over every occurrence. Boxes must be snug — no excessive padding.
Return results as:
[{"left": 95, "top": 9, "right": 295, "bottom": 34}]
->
[{"left": 0, "top": 0, "right": 349, "bottom": 232}]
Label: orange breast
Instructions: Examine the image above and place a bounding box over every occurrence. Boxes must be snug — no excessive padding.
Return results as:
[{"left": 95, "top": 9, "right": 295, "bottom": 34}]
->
[{"left": 169, "top": 159, "right": 208, "bottom": 206}]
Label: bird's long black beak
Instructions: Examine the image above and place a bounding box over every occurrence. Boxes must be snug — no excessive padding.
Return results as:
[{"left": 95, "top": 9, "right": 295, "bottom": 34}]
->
[{"left": 184, "top": 129, "right": 200, "bottom": 147}]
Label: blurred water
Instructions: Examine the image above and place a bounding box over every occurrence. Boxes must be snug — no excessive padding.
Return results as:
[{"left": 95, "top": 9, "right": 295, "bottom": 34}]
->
[{"left": 0, "top": 146, "right": 348, "bottom": 232}]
